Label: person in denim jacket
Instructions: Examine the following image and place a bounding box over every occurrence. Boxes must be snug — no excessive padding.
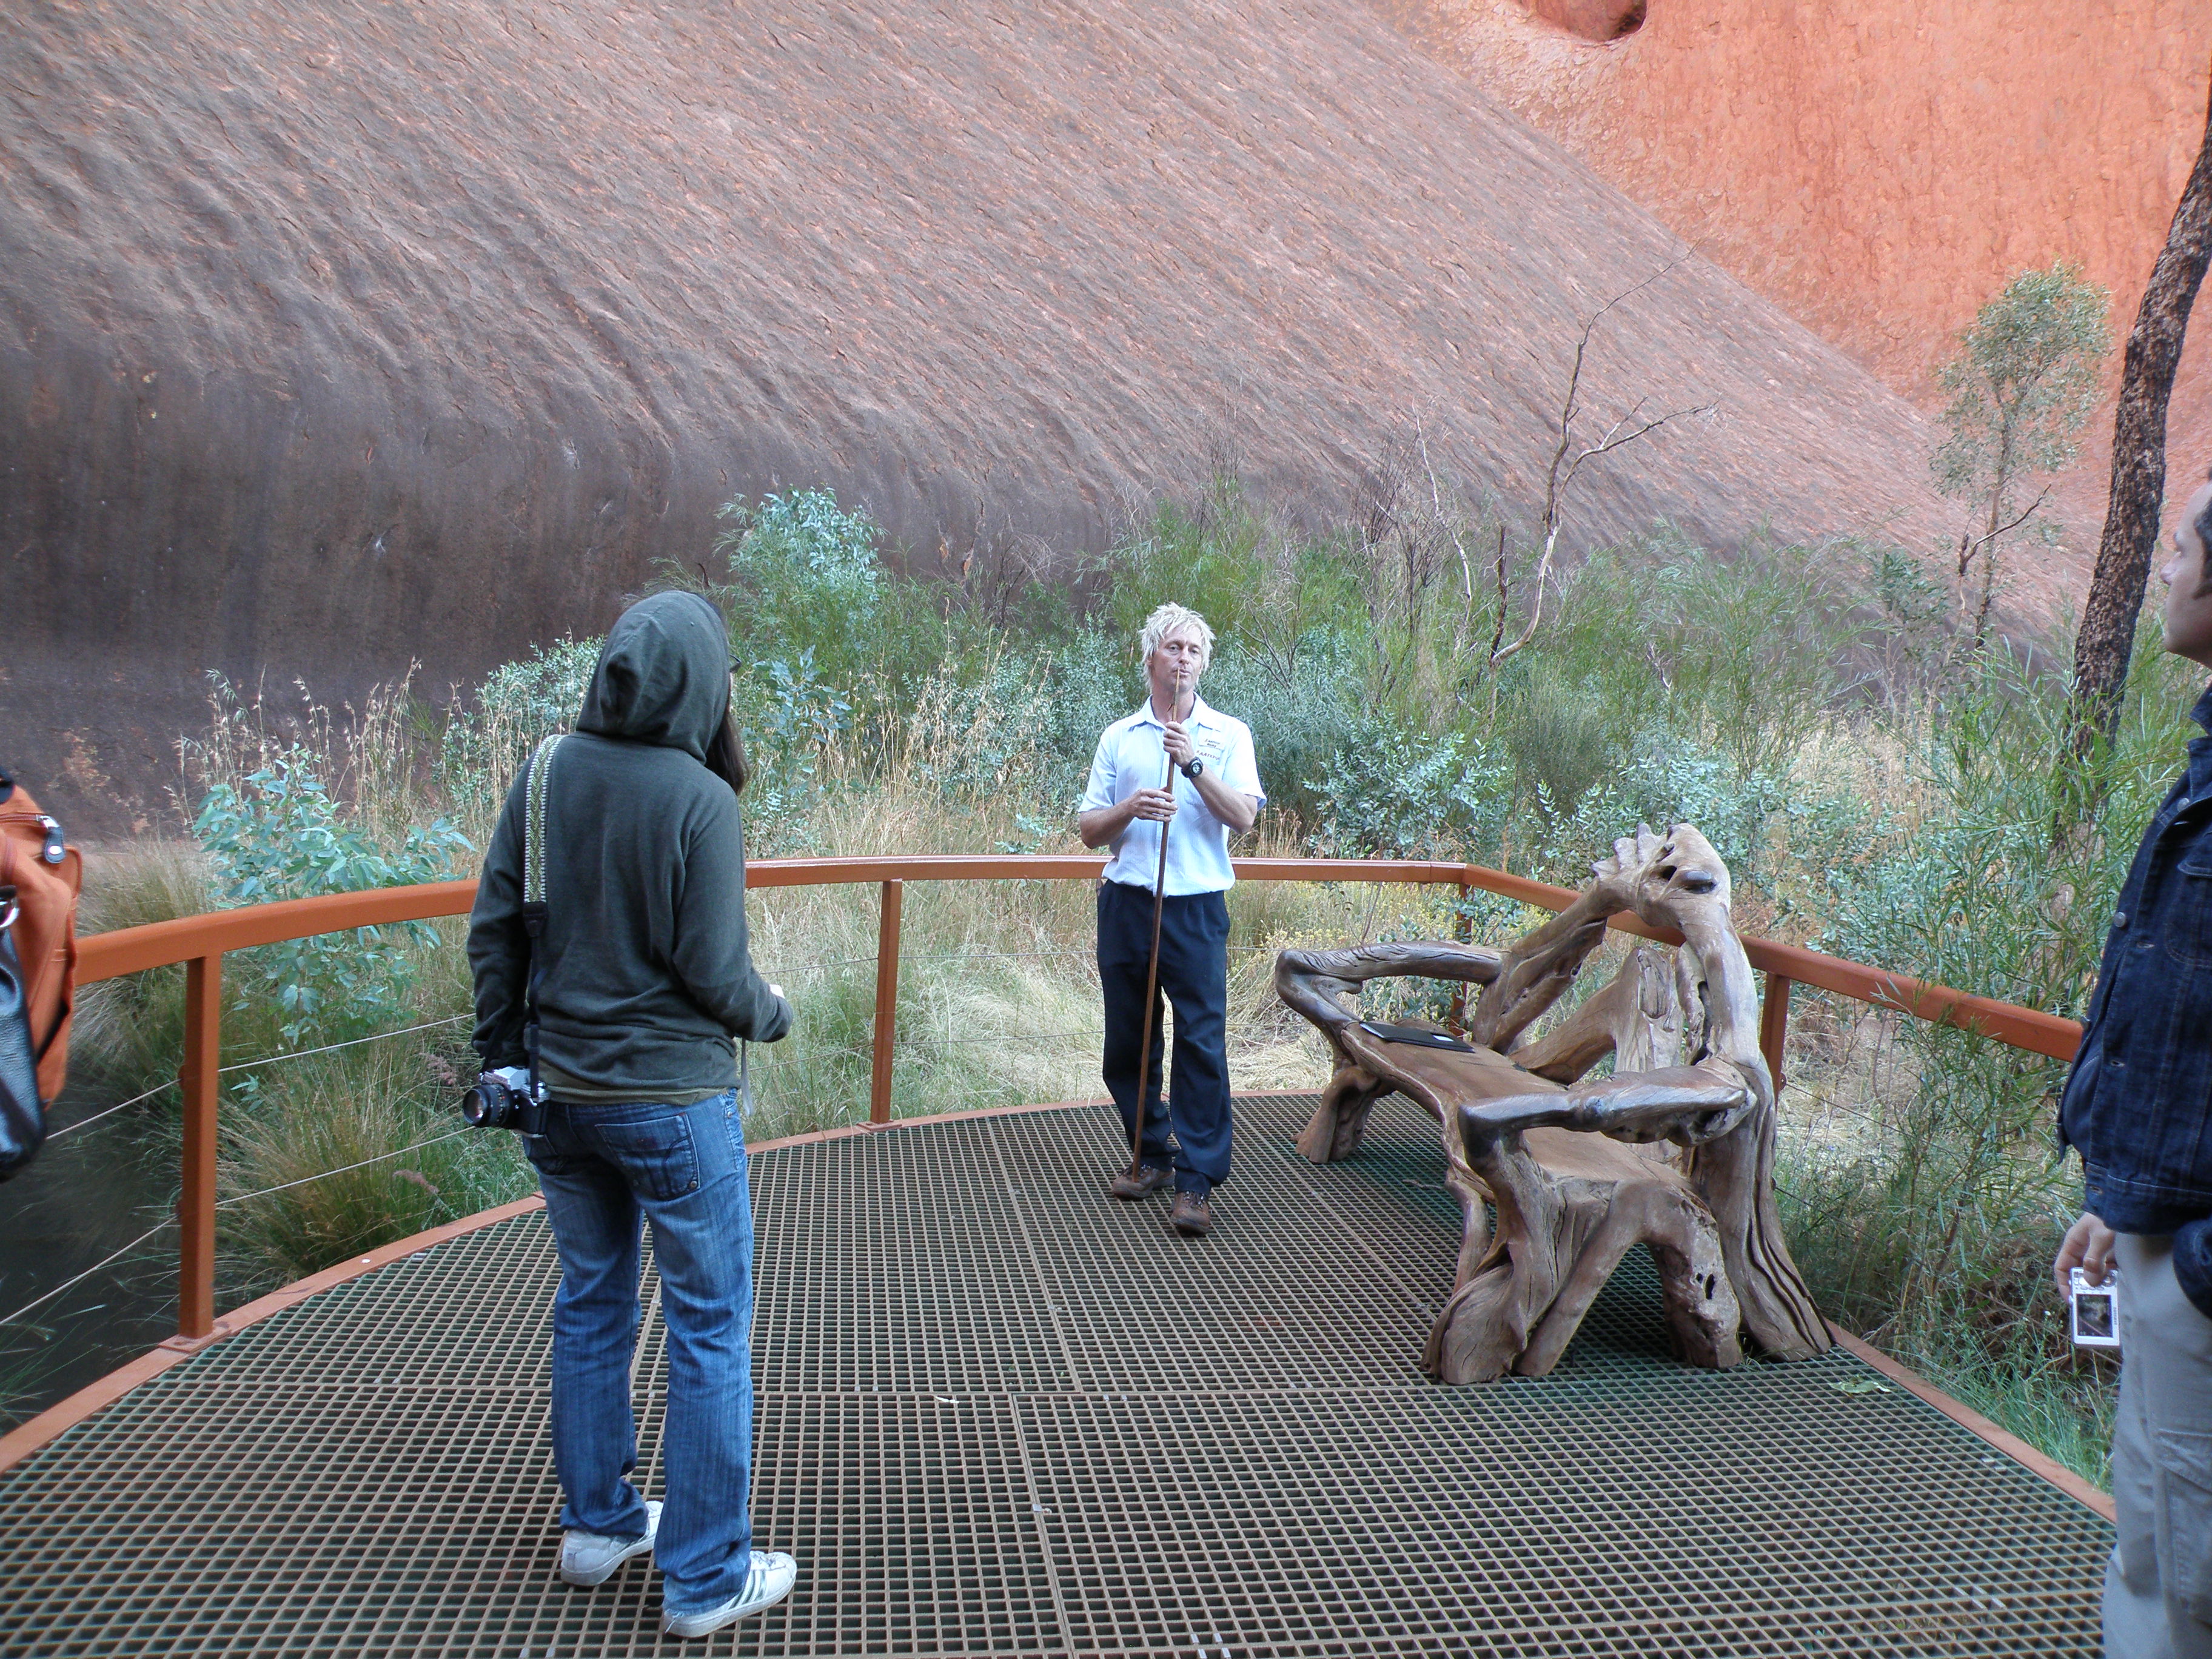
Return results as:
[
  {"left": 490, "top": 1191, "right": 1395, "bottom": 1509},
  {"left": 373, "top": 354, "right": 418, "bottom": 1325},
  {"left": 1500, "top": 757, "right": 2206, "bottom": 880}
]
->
[{"left": 2055, "top": 469, "right": 2212, "bottom": 1658}]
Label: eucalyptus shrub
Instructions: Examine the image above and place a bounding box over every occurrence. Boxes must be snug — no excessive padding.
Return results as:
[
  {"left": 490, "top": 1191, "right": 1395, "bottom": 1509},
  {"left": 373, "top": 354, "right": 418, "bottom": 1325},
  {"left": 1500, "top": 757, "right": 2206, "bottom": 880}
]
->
[
  {"left": 1306, "top": 712, "right": 1509, "bottom": 860},
  {"left": 193, "top": 752, "right": 469, "bottom": 1048},
  {"left": 1537, "top": 736, "right": 1862, "bottom": 901},
  {"left": 1197, "top": 635, "right": 1366, "bottom": 833},
  {"left": 1822, "top": 638, "right": 2199, "bottom": 1012},
  {"left": 1776, "top": 634, "right": 2201, "bottom": 1477}
]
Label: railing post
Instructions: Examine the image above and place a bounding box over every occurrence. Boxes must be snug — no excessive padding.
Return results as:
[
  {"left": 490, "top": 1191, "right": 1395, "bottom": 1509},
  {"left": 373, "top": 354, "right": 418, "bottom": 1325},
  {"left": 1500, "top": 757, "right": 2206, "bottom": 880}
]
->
[
  {"left": 1449, "top": 879, "right": 1472, "bottom": 1034},
  {"left": 870, "top": 879, "right": 902, "bottom": 1126},
  {"left": 1759, "top": 971, "right": 1792, "bottom": 1098},
  {"left": 178, "top": 952, "right": 221, "bottom": 1340}
]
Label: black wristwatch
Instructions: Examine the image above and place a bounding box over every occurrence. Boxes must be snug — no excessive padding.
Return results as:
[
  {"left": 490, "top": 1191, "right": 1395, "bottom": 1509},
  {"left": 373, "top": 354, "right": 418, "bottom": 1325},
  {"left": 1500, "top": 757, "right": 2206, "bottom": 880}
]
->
[{"left": 1181, "top": 757, "right": 1205, "bottom": 781}]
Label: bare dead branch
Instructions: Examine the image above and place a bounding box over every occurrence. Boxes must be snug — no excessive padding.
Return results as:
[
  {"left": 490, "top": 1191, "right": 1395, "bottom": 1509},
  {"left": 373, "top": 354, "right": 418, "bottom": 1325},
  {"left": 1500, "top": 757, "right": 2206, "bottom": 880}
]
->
[
  {"left": 1953, "top": 488, "right": 2049, "bottom": 577},
  {"left": 1486, "top": 265, "right": 1714, "bottom": 675},
  {"left": 1416, "top": 421, "right": 1478, "bottom": 606}
]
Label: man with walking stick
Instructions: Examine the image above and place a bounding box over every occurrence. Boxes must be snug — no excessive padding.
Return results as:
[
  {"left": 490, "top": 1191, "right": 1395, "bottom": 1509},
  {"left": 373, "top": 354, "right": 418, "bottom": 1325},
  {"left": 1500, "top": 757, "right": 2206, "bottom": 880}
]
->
[{"left": 1078, "top": 603, "right": 1264, "bottom": 1236}]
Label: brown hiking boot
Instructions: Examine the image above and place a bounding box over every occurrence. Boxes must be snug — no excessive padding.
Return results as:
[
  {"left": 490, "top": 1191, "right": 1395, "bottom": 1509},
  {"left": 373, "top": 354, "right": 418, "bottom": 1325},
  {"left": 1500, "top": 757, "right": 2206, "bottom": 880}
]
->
[
  {"left": 1167, "top": 1189, "right": 1213, "bottom": 1236},
  {"left": 1109, "top": 1163, "right": 1175, "bottom": 1201}
]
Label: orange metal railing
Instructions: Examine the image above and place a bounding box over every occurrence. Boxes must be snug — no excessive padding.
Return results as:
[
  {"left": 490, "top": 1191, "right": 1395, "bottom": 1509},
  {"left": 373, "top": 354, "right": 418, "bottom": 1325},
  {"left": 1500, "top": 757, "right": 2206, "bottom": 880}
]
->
[{"left": 72, "top": 854, "right": 2084, "bottom": 1346}]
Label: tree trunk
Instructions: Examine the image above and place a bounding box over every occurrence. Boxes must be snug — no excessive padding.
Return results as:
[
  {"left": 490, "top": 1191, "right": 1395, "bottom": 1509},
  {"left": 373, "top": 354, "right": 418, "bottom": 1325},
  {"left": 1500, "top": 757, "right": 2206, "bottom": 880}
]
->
[
  {"left": 2071, "top": 58, "right": 2212, "bottom": 749},
  {"left": 1969, "top": 435, "right": 2012, "bottom": 651}
]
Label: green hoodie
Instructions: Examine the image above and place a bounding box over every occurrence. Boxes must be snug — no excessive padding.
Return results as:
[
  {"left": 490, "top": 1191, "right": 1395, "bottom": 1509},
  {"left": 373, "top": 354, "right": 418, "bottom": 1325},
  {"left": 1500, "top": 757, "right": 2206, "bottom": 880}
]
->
[{"left": 468, "top": 592, "right": 791, "bottom": 1101}]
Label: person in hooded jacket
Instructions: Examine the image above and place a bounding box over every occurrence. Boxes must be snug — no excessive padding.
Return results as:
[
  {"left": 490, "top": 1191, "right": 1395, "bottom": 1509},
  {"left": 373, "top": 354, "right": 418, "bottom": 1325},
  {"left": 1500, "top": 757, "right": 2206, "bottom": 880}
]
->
[{"left": 469, "top": 592, "right": 798, "bottom": 1639}]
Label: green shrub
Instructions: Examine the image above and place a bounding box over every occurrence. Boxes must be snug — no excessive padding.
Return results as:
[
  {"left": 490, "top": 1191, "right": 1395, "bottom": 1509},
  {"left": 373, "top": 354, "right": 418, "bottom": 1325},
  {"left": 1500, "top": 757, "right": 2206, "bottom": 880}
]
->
[
  {"left": 1175, "top": 645, "right": 1352, "bottom": 831},
  {"left": 719, "top": 489, "right": 950, "bottom": 710},
  {"left": 1775, "top": 630, "right": 2197, "bottom": 1484},
  {"left": 1306, "top": 711, "right": 1509, "bottom": 860},
  {"left": 1822, "top": 637, "right": 2197, "bottom": 1011},
  {"left": 1042, "top": 627, "right": 1141, "bottom": 783},
  {"left": 1495, "top": 658, "right": 1629, "bottom": 829},
  {"left": 720, "top": 488, "right": 884, "bottom": 626},
  {"left": 1100, "top": 488, "right": 1275, "bottom": 649},
  {"left": 193, "top": 753, "right": 470, "bottom": 1048}
]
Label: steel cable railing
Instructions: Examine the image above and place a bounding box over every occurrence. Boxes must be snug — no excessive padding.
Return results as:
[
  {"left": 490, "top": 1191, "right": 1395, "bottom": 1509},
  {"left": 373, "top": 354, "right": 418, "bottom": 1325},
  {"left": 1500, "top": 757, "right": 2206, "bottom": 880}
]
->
[
  {"left": 45, "top": 1014, "right": 477, "bottom": 1145},
  {"left": 213, "top": 1125, "right": 478, "bottom": 1208},
  {"left": 17, "top": 940, "right": 1222, "bottom": 1363},
  {"left": 54, "top": 854, "right": 2081, "bottom": 1352},
  {"left": 0, "top": 1219, "right": 178, "bottom": 1331},
  {"left": 41, "top": 1078, "right": 179, "bottom": 1143},
  {"left": 3, "top": 1116, "right": 480, "bottom": 1341}
]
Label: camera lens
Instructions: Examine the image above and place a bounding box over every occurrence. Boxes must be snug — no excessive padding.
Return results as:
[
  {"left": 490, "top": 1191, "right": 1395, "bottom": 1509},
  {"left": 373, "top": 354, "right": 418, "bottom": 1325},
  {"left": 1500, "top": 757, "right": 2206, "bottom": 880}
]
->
[{"left": 460, "top": 1079, "right": 508, "bottom": 1129}]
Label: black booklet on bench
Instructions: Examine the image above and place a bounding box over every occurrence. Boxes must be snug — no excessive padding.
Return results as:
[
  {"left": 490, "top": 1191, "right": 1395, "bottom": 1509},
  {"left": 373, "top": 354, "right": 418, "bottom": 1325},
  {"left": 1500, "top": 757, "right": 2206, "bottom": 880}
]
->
[{"left": 1358, "top": 1021, "right": 1478, "bottom": 1054}]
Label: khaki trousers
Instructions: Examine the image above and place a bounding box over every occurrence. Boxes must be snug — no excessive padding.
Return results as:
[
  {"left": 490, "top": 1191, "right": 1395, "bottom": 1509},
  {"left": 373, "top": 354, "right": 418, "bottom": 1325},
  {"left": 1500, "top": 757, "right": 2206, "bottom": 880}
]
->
[{"left": 2108, "top": 1233, "right": 2212, "bottom": 1658}]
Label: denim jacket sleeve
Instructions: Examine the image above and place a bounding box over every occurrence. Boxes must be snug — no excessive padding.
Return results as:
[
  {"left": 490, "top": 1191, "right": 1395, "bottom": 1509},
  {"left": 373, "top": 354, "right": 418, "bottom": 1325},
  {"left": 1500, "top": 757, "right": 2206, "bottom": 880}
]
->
[{"left": 2062, "top": 689, "right": 2212, "bottom": 1236}]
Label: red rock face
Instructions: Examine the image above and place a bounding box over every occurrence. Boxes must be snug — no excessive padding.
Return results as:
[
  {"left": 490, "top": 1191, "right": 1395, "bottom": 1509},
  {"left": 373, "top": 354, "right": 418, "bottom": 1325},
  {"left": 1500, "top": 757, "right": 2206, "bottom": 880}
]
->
[
  {"left": 1376, "top": 0, "right": 2212, "bottom": 601},
  {"left": 2, "top": 0, "right": 1979, "bottom": 822}
]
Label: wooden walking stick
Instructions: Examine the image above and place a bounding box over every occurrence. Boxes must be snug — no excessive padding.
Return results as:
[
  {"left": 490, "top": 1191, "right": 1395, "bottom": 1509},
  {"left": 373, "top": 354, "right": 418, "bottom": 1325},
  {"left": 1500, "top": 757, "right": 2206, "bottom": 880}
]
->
[{"left": 1125, "top": 675, "right": 1188, "bottom": 1182}]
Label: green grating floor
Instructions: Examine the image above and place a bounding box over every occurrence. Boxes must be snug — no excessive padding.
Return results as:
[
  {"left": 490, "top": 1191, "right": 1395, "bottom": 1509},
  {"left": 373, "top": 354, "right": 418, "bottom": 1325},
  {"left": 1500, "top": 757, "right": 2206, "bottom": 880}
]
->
[{"left": 0, "top": 1093, "right": 2112, "bottom": 1657}]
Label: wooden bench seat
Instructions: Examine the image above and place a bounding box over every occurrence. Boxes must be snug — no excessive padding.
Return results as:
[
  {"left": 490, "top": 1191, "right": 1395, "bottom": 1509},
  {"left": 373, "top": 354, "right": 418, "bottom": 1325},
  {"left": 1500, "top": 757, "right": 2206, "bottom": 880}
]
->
[{"left": 1275, "top": 825, "right": 1829, "bottom": 1383}]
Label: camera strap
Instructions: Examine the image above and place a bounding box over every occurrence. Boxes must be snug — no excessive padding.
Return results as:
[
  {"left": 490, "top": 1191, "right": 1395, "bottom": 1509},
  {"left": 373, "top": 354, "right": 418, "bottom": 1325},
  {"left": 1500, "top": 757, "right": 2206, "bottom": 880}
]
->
[{"left": 518, "top": 734, "right": 564, "bottom": 1134}]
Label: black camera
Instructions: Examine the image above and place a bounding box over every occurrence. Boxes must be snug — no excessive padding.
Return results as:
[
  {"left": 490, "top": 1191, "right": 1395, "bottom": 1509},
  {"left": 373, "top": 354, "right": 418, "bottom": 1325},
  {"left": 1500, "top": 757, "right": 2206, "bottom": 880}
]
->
[{"left": 460, "top": 1069, "right": 545, "bottom": 1133}]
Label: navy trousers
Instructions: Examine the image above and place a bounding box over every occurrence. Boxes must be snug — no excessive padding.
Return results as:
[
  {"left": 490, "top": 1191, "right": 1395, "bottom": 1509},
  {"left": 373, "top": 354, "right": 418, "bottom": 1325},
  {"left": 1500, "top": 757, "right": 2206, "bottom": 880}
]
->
[{"left": 1096, "top": 880, "right": 1233, "bottom": 1192}]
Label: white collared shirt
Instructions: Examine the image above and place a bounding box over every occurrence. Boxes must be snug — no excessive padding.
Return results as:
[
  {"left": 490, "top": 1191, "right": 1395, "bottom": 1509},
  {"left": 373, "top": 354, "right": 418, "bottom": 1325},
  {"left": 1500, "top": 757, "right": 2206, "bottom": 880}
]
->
[{"left": 1080, "top": 694, "right": 1264, "bottom": 895}]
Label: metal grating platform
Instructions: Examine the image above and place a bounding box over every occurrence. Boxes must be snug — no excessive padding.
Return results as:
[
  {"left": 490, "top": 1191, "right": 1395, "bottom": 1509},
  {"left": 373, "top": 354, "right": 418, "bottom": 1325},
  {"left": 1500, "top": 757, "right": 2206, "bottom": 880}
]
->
[{"left": 1, "top": 1093, "right": 2113, "bottom": 1657}]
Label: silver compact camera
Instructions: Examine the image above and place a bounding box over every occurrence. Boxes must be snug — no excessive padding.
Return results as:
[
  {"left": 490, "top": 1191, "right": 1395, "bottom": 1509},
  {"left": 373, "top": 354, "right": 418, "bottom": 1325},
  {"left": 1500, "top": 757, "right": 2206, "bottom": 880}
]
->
[{"left": 2068, "top": 1267, "right": 2120, "bottom": 1350}]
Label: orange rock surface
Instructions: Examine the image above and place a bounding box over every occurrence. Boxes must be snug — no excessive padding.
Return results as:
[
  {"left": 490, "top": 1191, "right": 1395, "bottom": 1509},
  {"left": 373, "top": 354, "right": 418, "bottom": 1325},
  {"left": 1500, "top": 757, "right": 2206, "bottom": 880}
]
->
[
  {"left": 1376, "top": 0, "right": 2212, "bottom": 598},
  {"left": 5, "top": 0, "right": 1982, "bottom": 827}
]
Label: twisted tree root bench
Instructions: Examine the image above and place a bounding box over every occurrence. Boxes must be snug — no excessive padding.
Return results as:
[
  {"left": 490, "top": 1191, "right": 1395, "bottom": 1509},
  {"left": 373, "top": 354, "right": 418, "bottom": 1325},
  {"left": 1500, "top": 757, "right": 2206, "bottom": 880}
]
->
[{"left": 1275, "top": 824, "right": 1830, "bottom": 1383}]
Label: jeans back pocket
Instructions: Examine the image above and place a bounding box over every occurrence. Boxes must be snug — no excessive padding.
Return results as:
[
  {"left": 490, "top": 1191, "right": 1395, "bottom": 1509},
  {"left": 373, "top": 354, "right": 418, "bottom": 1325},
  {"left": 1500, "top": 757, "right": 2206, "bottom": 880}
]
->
[{"left": 592, "top": 1113, "right": 702, "bottom": 1201}]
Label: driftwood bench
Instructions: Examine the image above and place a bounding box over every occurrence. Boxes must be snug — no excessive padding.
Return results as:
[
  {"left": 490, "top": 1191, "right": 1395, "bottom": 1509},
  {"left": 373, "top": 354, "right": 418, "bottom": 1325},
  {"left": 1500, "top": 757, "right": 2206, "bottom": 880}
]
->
[{"left": 1275, "top": 824, "right": 1829, "bottom": 1383}]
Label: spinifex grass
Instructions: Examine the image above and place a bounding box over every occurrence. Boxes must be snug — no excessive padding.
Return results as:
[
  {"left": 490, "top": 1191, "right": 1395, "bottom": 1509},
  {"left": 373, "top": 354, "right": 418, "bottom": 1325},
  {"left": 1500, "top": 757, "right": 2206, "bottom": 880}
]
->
[
  {"left": 216, "top": 1045, "right": 534, "bottom": 1296},
  {"left": 70, "top": 840, "right": 218, "bottom": 1096}
]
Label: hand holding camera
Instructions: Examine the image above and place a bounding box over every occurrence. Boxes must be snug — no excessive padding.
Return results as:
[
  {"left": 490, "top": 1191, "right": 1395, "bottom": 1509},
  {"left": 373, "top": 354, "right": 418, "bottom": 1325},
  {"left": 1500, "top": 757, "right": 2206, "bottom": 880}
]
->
[{"left": 2054, "top": 1212, "right": 2121, "bottom": 1350}]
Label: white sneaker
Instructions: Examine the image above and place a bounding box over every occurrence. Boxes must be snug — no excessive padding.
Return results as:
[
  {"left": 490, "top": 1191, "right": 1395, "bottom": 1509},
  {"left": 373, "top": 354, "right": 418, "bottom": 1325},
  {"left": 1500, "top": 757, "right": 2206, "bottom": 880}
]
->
[
  {"left": 663, "top": 1550, "right": 799, "bottom": 1638},
  {"left": 558, "top": 1500, "right": 662, "bottom": 1587}
]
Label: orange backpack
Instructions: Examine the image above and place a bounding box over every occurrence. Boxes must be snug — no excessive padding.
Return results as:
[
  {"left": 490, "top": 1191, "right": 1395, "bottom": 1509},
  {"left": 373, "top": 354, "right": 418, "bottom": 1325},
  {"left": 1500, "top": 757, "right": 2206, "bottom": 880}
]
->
[{"left": 1, "top": 765, "right": 82, "bottom": 1110}]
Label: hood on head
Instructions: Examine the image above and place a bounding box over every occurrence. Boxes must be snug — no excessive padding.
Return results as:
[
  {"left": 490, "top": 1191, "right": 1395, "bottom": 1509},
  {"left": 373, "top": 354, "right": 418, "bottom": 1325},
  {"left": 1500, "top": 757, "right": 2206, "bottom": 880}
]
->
[{"left": 575, "top": 592, "right": 731, "bottom": 759}]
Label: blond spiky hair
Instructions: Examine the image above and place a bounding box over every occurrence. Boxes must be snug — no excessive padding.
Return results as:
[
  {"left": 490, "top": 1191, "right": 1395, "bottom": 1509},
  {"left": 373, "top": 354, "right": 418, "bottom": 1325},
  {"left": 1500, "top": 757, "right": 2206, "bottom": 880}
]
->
[{"left": 1138, "top": 602, "right": 1215, "bottom": 675}]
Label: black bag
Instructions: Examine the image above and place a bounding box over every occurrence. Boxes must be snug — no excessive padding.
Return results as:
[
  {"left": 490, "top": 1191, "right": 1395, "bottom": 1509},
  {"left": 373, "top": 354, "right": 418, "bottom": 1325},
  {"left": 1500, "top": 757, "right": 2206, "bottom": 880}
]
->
[{"left": 0, "top": 895, "right": 46, "bottom": 1178}]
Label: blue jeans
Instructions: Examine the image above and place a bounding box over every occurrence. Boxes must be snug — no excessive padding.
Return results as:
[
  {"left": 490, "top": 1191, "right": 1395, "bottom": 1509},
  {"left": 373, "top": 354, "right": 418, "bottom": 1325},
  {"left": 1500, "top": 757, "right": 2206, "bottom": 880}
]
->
[
  {"left": 525, "top": 1088, "right": 756, "bottom": 1615},
  {"left": 1097, "top": 881, "right": 1233, "bottom": 1191}
]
